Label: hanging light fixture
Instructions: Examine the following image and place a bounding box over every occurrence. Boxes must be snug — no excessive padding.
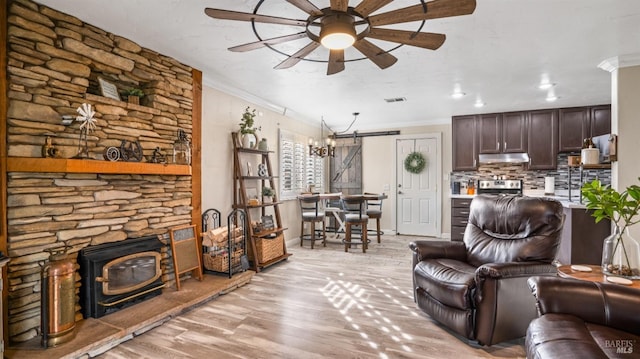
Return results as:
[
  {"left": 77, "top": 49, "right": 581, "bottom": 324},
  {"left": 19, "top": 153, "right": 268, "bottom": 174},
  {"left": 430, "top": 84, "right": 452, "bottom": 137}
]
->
[
  {"left": 309, "top": 118, "right": 335, "bottom": 158},
  {"left": 319, "top": 13, "right": 356, "bottom": 50}
]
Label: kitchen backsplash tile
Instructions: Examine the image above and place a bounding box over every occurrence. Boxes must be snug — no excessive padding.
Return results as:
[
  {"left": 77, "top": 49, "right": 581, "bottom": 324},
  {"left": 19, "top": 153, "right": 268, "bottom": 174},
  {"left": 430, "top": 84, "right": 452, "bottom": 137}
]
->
[{"left": 451, "top": 153, "right": 611, "bottom": 191}]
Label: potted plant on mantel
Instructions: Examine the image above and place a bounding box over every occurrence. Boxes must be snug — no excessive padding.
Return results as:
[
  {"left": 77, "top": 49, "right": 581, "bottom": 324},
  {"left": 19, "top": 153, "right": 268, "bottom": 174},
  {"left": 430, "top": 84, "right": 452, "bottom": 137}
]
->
[
  {"left": 581, "top": 178, "right": 640, "bottom": 279},
  {"left": 123, "top": 88, "right": 144, "bottom": 105},
  {"left": 239, "top": 106, "right": 260, "bottom": 148}
]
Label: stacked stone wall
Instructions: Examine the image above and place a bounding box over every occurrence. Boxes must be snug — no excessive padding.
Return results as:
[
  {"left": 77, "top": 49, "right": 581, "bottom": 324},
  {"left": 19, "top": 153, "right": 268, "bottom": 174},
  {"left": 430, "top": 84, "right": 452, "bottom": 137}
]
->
[{"left": 5, "top": 0, "right": 195, "bottom": 342}]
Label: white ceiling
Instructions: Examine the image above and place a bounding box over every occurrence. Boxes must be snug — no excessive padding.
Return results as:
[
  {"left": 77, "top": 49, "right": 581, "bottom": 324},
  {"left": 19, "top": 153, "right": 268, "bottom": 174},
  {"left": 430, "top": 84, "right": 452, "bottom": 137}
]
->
[{"left": 36, "top": 0, "right": 640, "bottom": 132}]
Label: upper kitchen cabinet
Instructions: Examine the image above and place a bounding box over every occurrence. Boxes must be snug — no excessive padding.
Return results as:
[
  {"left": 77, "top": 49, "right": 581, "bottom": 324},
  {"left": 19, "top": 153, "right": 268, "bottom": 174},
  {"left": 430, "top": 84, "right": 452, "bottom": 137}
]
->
[
  {"left": 590, "top": 105, "right": 612, "bottom": 137},
  {"left": 558, "top": 105, "right": 611, "bottom": 152},
  {"left": 528, "top": 109, "right": 558, "bottom": 170},
  {"left": 452, "top": 115, "right": 477, "bottom": 171},
  {"left": 478, "top": 112, "right": 527, "bottom": 154}
]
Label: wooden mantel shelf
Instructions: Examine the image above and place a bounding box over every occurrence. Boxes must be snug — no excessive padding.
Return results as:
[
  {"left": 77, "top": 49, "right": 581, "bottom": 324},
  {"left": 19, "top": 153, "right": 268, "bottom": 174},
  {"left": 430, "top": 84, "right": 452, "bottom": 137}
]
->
[{"left": 7, "top": 157, "right": 192, "bottom": 176}]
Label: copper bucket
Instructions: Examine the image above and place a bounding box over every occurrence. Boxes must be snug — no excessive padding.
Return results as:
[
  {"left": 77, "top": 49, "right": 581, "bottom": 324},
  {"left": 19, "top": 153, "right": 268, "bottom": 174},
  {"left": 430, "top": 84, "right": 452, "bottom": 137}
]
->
[{"left": 41, "top": 247, "right": 76, "bottom": 347}]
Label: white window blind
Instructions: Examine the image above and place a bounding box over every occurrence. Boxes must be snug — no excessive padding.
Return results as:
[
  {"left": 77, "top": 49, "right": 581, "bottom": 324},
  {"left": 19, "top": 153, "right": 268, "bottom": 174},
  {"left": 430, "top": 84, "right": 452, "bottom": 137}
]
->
[{"left": 279, "top": 129, "right": 324, "bottom": 200}]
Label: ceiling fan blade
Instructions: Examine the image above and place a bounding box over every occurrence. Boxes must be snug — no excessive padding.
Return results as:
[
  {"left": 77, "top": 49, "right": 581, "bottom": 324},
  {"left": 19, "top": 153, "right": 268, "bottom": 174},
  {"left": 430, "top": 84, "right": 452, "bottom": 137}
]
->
[
  {"left": 274, "top": 42, "right": 321, "bottom": 69},
  {"left": 369, "top": 0, "right": 476, "bottom": 27},
  {"left": 229, "top": 32, "right": 308, "bottom": 52},
  {"left": 367, "top": 28, "right": 446, "bottom": 50},
  {"left": 204, "top": 8, "right": 307, "bottom": 27},
  {"left": 352, "top": 39, "right": 397, "bottom": 69},
  {"left": 330, "top": 0, "right": 349, "bottom": 12},
  {"left": 286, "top": 0, "right": 323, "bottom": 16},
  {"left": 327, "top": 49, "right": 345, "bottom": 75},
  {"left": 354, "top": 0, "right": 393, "bottom": 17}
]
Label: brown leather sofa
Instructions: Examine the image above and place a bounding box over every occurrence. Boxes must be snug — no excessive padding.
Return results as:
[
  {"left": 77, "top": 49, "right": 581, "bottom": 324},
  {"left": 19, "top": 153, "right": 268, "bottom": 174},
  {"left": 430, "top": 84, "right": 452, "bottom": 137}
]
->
[
  {"left": 527, "top": 276, "right": 640, "bottom": 358},
  {"left": 410, "top": 195, "right": 564, "bottom": 345}
]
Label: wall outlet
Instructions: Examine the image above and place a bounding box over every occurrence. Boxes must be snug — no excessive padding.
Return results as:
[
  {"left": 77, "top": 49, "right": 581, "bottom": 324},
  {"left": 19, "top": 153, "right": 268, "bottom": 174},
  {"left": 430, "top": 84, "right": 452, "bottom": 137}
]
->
[{"left": 383, "top": 184, "right": 390, "bottom": 191}]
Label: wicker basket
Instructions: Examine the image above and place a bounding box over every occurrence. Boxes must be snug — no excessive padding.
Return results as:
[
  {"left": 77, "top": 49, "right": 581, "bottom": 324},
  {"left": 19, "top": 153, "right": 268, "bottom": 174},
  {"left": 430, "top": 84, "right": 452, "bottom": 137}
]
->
[
  {"left": 254, "top": 234, "right": 284, "bottom": 263},
  {"left": 203, "top": 249, "right": 243, "bottom": 272}
]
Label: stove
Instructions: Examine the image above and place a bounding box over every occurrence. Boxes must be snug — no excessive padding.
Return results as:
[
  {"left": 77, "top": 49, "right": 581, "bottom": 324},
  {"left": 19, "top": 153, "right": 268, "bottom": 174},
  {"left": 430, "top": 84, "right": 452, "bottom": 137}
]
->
[{"left": 477, "top": 179, "right": 523, "bottom": 195}]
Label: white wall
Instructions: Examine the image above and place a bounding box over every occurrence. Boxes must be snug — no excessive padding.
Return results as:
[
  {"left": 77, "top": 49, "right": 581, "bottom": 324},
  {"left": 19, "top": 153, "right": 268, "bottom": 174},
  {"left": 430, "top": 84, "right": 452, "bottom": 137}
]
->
[
  {"left": 201, "top": 85, "right": 320, "bottom": 239},
  {"left": 361, "top": 123, "right": 452, "bottom": 237}
]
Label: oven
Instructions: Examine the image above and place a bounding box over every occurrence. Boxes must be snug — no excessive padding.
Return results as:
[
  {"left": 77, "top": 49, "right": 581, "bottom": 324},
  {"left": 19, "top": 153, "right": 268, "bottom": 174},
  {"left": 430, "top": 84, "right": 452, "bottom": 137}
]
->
[{"left": 477, "top": 179, "right": 523, "bottom": 195}]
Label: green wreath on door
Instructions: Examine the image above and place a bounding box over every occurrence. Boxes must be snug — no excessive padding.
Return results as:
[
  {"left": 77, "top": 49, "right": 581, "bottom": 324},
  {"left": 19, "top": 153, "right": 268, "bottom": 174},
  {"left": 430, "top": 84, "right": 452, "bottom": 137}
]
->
[{"left": 404, "top": 151, "right": 426, "bottom": 174}]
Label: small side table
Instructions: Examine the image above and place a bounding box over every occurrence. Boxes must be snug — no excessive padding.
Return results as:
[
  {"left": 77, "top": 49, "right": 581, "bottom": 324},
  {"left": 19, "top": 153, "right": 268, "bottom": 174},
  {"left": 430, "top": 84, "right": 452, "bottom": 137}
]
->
[{"left": 557, "top": 264, "right": 640, "bottom": 289}]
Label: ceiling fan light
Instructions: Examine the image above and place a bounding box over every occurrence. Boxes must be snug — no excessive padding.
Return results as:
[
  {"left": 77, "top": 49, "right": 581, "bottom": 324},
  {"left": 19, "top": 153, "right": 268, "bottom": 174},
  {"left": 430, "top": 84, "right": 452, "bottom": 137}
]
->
[{"left": 320, "top": 14, "right": 356, "bottom": 50}]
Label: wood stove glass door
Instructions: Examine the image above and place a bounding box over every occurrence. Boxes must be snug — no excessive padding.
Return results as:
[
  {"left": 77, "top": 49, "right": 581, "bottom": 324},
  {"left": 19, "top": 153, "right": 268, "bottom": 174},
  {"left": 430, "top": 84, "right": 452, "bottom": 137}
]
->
[{"left": 99, "top": 252, "right": 162, "bottom": 295}]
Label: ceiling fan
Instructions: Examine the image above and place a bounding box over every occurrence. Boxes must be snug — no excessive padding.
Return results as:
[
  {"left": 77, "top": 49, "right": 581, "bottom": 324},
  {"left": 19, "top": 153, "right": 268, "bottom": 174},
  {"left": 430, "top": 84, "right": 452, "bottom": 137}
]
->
[{"left": 205, "top": 0, "right": 476, "bottom": 75}]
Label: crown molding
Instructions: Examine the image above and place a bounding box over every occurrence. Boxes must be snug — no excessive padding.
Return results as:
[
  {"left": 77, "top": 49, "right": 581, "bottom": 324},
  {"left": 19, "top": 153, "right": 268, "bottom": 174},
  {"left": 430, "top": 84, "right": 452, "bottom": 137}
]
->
[{"left": 598, "top": 53, "right": 640, "bottom": 73}]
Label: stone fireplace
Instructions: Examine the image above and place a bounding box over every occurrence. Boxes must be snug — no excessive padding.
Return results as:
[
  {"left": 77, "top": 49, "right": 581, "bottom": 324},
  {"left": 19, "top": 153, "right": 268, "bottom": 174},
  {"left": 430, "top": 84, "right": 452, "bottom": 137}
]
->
[{"left": 4, "top": 0, "right": 197, "bottom": 344}]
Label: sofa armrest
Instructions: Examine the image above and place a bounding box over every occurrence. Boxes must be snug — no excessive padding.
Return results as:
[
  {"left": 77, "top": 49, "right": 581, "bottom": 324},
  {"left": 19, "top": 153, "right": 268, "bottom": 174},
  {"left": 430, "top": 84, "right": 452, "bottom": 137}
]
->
[
  {"left": 528, "top": 276, "right": 640, "bottom": 336},
  {"left": 476, "top": 262, "right": 557, "bottom": 280},
  {"left": 409, "top": 241, "right": 466, "bottom": 267}
]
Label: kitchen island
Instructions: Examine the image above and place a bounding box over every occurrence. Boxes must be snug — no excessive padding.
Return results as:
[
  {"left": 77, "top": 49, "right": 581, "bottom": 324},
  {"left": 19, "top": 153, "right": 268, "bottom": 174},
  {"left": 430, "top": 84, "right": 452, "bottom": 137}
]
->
[{"left": 450, "top": 191, "right": 611, "bottom": 265}]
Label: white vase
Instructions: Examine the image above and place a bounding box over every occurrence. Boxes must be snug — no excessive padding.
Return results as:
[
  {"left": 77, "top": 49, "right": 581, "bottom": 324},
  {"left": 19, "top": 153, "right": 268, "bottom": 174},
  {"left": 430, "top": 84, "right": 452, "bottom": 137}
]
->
[
  {"left": 242, "top": 133, "right": 256, "bottom": 148},
  {"left": 602, "top": 225, "right": 640, "bottom": 279}
]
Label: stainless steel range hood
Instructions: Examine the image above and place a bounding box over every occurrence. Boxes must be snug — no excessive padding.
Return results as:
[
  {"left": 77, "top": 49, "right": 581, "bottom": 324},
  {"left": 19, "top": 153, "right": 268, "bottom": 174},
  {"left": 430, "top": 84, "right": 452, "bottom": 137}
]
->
[{"left": 478, "top": 153, "right": 530, "bottom": 164}]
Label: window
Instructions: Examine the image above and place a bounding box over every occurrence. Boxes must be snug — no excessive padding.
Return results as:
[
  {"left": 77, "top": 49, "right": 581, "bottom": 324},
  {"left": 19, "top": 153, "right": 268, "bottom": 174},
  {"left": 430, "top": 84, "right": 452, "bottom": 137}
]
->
[{"left": 279, "top": 129, "right": 324, "bottom": 200}]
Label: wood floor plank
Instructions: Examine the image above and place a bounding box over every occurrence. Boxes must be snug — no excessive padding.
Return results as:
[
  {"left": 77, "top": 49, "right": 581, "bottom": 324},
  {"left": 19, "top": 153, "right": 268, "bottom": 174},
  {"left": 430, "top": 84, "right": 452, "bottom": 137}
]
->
[{"left": 98, "top": 235, "right": 526, "bottom": 358}]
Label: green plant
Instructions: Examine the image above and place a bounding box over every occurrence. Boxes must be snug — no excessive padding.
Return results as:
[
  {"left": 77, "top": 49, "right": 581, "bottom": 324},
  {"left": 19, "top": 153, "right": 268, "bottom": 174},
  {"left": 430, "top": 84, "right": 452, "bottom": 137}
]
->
[
  {"left": 239, "top": 107, "right": 260, "bottom": 134},
  {"left": 581, "top": 178, "right": 640, "bottom": 228},
  {"left": 262, "top": 186, "right": 274, "bottom": 197},
  {"left": 582, "top": 178, "right": 640, "bottom": 275},
  {"left": 124, "top": 88, "right": 144, "bottom": 98}
]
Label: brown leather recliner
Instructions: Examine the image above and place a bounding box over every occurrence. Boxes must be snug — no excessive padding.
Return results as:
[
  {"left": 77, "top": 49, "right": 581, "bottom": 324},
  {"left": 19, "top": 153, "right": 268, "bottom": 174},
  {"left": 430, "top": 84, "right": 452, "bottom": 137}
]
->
[
  {"left": 409, "top": 195, "right": 564, "bottom": 346},
  {"left": 526, "top": 276, "right": 640, "bottom": 359}
]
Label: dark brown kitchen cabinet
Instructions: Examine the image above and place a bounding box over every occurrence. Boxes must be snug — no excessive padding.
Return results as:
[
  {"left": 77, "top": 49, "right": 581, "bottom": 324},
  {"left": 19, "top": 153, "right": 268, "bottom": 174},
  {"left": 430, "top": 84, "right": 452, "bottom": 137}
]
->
[
  {"left": 451, "top": 198, "right": 472, "bottom": 241},
  {"left": 478, "top": 112, "right": 527, "bottom": 154},
  {"left": 528, "top": 109, "right": 558, "bottom": 170},
  {"left": 452, "top": 115, "right": 477, "bottom": 171},
  {"left": 558, "top": 105, "right": 611, "bottom": 152},
  {"left": 590, "top": 105, "right": 611, "bottom": 137}
]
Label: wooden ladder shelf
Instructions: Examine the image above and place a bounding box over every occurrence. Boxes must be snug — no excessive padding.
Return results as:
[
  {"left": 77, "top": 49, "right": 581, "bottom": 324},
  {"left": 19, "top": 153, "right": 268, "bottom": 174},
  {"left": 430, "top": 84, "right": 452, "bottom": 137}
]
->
[{"left": 232, "top": 132, "right": 290, "bottom": 272}]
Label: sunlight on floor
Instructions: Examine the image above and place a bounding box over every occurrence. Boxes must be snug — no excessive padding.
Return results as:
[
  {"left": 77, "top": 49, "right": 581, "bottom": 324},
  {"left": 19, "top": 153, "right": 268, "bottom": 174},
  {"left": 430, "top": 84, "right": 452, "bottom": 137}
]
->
[{"left": 320, "top": 275, "right": 418, "bottom": 357}]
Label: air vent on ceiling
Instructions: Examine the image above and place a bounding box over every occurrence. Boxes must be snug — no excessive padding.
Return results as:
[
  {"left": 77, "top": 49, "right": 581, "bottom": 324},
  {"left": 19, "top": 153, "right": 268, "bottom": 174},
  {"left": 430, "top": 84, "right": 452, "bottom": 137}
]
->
[{"left": 384, "top": 97, "right": 407, "bottom": 103}]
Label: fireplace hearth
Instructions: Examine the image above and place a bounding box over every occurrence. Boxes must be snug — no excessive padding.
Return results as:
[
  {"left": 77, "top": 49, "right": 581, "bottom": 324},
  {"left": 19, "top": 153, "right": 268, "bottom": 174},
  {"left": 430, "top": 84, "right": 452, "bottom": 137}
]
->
[{"left": 78, "top": 236, "right": 165, "bottom": 318}]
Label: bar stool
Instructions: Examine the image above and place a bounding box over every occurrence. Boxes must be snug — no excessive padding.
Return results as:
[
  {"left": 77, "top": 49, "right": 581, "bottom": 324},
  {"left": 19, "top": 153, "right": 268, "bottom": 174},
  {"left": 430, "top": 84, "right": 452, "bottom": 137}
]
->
[
  {"left": 364, "top": 193, "right": 383, "bottom": 243},
  {"left": 298, "top": 195, "right": 326, "bottom": 249},
  {"left": 340, "top": 195, "right": 369, "bottom": 253}
]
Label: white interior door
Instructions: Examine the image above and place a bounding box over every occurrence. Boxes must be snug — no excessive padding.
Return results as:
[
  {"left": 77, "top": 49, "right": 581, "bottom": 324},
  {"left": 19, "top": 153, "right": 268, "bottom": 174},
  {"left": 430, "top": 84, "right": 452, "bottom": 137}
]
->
[{"left": 396, "top": 136, "right": 440, "bottom": 236}]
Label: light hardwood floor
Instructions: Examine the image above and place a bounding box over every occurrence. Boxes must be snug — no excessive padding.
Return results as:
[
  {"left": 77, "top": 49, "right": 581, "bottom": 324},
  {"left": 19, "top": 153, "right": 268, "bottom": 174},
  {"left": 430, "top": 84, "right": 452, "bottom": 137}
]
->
[{"left": 98, "top": 235, "right": 526, "bottom": 359}]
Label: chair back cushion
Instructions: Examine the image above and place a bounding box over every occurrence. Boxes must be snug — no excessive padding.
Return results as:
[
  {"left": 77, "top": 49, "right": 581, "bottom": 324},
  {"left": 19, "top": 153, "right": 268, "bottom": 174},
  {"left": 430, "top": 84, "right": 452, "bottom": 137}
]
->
[{"left": 464, "top": 195, "right": 564, "bottom": 267}]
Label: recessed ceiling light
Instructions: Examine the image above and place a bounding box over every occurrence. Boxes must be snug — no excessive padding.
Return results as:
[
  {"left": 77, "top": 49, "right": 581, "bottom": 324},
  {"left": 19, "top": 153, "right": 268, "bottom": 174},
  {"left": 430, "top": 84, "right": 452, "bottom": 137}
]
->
[
  {"left": 539, "top": 82, "right": 555, "bottom": 90},
  {"left": 474, "top": 100, "right": 485, "bottom": 108},
  {"left": 546, "top": 95, "right": 558, "bottom": 102},
  {"left": 451, "top": 92, "right": 466, "bottom": 99}
]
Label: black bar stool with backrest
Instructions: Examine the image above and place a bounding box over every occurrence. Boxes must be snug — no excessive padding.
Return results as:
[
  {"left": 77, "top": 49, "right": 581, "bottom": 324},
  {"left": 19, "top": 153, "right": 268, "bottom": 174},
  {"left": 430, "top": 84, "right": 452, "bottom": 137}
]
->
[
  {"left": 340, "top": 195, "right": 369, "bottom": 253},
  {"left": 364, "top": 193, "right": 384, "bottom": 243},
  {"left": 298, "top": 194, "right": 326, "bottom": 249}
]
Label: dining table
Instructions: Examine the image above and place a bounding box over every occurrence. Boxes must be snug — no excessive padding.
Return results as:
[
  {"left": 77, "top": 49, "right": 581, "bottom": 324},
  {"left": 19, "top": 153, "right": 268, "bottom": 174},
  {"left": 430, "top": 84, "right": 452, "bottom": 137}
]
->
[{"left": 299, "top": 193, "right": 388, "bottom": 236}]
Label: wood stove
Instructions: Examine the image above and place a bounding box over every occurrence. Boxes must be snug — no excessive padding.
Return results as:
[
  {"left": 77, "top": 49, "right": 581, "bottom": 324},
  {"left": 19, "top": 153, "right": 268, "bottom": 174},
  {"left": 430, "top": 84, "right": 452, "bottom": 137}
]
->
[{"left": 78, "top": 235, "right": 165, "bottom": 318}]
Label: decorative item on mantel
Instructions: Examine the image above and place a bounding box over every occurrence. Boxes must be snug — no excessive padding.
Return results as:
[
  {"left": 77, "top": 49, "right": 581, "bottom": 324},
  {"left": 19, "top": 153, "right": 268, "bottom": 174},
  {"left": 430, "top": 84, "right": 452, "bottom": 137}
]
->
[
  {"left": 239, "top": 106, "right": 260, "bottom": 149},
  {"left": 73, "top": 103, "right": 97, "bottom": 159},
  {"left": 582, "top": 178, "right": 640, "bottom": 279},
  {"left": 123, "top": 88, "right": 144, "bottom": 105},
  {"left": 173, "top": 129, "right": 191, "bottom": 165}
]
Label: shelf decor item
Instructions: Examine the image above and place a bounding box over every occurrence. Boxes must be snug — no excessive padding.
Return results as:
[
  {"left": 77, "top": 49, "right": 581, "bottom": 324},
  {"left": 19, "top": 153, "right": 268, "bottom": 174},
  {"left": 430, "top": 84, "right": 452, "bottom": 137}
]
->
[
  {"left": 172, "top": 129, "right": 191, "bottom": 165},
  {"left": 262, "top": 187, "right": 275, "bottom": 203},
  {"left": 123, "top": 88, "right": 144, "bottom": 105},
  {"left": 73, "top": 103, "right": 97, "bottom": 159},
  {"left": 239, "top": 107, "right": 260, "bottom": 148},
  {"left": 582, "top": 178, "right": 640, "bottom": 279},
  {"left": 404, "top": 151, "right": 426, "bottom": 174}
]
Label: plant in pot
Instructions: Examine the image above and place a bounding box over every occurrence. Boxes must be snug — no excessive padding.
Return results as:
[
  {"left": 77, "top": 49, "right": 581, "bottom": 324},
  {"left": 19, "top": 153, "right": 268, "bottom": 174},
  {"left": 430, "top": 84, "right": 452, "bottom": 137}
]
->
[
  {"left": 239, "top": 107, "right": 260, "bottom": 148},
  {"left": 124, "top": 88, "right": 144, "bottom": 105},
  {"left": 262, "top": 186, "right": 275, "bottom": 203},
  {"left": 581, "top": 178, "right": 640, "bottom": 279}
]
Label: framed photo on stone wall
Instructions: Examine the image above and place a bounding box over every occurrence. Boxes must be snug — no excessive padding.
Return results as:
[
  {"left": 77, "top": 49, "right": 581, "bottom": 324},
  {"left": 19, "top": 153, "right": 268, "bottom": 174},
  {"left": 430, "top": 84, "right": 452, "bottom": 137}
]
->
[{"left": 98, "top": 77, "right": 120, "bottom": 101}]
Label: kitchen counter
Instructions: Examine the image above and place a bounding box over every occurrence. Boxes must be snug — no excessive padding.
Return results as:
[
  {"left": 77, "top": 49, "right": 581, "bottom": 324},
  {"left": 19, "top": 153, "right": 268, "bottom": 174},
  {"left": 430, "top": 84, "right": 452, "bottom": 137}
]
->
[{"left": 449, "top": 190, "right": 587, "bottom": 209}]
